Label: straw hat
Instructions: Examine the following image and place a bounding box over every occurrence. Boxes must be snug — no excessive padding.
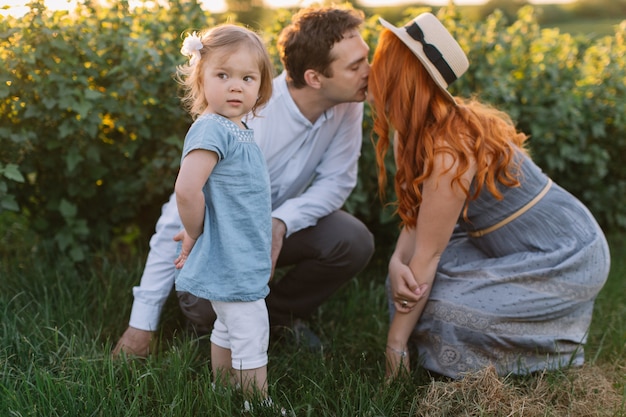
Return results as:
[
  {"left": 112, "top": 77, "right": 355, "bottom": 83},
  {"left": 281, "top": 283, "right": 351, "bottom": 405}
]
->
[{"left": 379, "top": 13, "right": 469, "bottom": 102}]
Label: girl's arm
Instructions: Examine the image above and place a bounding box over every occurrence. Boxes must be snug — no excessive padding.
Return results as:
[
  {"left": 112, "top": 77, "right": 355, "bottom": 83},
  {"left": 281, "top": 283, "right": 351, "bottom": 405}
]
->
[
  {"left": 386, "top": 150, "right": 474, "bottom": 379},
  {"left": 174, "top": 149, "right": 218, "bottom": 268}
]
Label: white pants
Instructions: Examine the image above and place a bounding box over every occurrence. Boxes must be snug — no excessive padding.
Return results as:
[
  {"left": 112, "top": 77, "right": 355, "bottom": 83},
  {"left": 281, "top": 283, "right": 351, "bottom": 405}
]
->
[{"left": 210, "top": 299, "right": 269, "bottom": 370}]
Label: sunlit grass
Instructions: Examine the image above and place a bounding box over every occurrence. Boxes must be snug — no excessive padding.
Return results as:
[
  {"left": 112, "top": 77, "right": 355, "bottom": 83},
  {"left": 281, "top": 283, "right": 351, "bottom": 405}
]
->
[{"left": 0, "top": 222, "right": 624, "bottom": 416}]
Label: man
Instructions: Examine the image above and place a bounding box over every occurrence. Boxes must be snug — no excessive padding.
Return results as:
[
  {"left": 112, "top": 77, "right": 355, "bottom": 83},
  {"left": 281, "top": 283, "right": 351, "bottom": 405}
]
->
[{"left": 113, "top": 5, "right": 374, "bottom": 357}]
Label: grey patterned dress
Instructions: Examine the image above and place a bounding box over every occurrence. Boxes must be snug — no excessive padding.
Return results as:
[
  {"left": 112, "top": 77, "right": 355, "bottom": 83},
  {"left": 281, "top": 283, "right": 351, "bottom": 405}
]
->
[{"left": 389, "top": 150, "right": 611, "bottom": 378}]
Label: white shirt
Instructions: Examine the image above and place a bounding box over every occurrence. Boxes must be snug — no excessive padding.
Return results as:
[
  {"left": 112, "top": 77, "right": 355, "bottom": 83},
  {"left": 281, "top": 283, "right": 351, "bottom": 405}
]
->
[
  {"left": 129, "top": 72, "right": 364, "bottom": 330},
  {"left": 251, "top": 72, "right": 363, "bottom": 236}
]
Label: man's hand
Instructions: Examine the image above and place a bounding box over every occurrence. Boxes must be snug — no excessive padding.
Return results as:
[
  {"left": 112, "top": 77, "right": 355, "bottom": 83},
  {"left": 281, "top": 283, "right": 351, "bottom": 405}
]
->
[
  {"left": 270, "top": 218, "right": 286, "bottom": 279},
  {"left": 112, "top": 326, "right": 154, "bottom": 359}
]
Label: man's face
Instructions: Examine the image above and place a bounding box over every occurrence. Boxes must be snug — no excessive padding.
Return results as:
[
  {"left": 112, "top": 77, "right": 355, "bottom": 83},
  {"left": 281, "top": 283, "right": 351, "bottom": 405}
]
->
[{"left": 318, "top": 29, "right": 370, "bottom": 104}]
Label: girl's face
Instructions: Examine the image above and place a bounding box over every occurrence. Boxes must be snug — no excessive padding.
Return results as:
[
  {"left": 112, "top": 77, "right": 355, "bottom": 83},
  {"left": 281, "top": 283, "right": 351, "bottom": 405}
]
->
[{"left": 201, "top": 46, "right": 261, "bottom": 128}]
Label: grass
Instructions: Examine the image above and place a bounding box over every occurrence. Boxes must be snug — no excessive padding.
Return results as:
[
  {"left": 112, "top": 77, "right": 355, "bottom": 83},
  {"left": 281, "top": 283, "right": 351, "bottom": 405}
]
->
[
  {"left": 0, "top": 220, "right": 624, "bottom": 416},
  {"left": 548, "top": 18, "right": 625, "bottom": 37}
]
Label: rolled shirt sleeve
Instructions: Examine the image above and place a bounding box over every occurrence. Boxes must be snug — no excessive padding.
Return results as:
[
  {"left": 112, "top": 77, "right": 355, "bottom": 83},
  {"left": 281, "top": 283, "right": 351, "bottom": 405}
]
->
[{"left": 129, "top": 192, "right": 181, "bottom": 331}]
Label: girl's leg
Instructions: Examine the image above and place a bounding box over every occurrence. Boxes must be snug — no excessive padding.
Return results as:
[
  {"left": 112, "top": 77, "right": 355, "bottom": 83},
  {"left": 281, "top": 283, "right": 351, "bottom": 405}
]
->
[
  {"left": 209, "top": 306, "right": 237, "bottom": 386},
  {"left": 210, "top": 341, "right": 268, "bottom": 396},
  {"left": 222, "top": 299, "right": 269, "bottom": 400},
  {"left": 236, "top": 365, "right": 268, "bottom": 397},
  {"left": 211, "top": 342, "right": 233, "bottom": 386}
]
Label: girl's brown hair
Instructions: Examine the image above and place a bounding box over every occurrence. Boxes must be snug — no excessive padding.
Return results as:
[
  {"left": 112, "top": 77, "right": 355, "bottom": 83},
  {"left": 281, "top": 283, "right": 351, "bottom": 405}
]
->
[
  {"left": 369, "top": 29, "right": 528, "bottom": 228},
  {"left": 177, "top": 24, "right": 273, "bottom": 119}
]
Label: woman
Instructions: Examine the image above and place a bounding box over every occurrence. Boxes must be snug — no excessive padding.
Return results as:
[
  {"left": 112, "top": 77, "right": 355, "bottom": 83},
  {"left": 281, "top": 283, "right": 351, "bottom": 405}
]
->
[{"left": 368, "top": 13, "right": 610, "bottom": 379}]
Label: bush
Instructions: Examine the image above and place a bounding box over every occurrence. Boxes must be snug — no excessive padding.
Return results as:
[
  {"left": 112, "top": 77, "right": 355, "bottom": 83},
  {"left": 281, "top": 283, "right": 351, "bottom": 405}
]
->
[
  {"left": 446, "top": 6, "right": 626, "bottom": 232},
  {"left": 1, "top": 2, "right": 625, "bottom": 261},
  {"left": 0, "top": 0, "right": 212, "bottom": 260},
  {"left": 568, "top": 0, "right": 626, "bottom": 19}
]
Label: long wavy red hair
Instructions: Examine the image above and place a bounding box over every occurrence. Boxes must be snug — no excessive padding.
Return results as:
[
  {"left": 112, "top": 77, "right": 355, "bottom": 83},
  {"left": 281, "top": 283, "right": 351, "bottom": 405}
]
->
[{"left": 369, "top": 29, "right": 528, "bottom": 228}]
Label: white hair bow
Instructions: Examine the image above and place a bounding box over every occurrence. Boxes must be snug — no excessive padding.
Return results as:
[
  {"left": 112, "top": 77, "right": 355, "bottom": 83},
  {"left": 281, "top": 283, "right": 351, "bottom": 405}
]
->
[{"left": 181, "top": 32, "right": 203, "bottom": 66}]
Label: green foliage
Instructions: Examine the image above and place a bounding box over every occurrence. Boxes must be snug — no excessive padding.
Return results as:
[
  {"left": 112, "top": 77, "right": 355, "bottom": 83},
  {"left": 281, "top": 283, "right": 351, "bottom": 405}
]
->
[
  {"left": 553, "top": 18, "right": 625, "bottom": 37},
  {"left": 222, "top": 0, "right": 273, "bottom": 30},
  {"left": 478, "top": 0, "right": 530, "bottom": 23},
  {"left": 568, "top": 0, "right": 626, "bottom": 19},
  {"left": 0, "top": 0, "right": 212, "bottom": 260},
  {"left": 1, "top": 2, "right": 625, "bottom": 261},
  {"left": 0, "top": 234, "right": 624, "bottom": 415},
  {"left": 443, "top": 6, "right": 626, "bottom": 232},
  {"left": 0, "top": 163, "right": 24, "bottom": 211}
]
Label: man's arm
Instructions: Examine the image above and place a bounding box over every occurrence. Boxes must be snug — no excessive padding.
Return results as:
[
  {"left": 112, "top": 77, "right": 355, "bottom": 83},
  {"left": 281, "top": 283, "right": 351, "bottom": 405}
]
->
[
  {"left": 272, "top": 102, "right": 363, "bottom": 236},
  {"left": 112, "top": 192, "right": 182, "bottom": 358}
]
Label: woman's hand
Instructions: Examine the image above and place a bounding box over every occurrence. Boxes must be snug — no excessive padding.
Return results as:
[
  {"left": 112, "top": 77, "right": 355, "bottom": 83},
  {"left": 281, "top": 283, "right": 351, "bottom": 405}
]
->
[{"left": 388, "top": 256, "right": 428, "bottom": 312}]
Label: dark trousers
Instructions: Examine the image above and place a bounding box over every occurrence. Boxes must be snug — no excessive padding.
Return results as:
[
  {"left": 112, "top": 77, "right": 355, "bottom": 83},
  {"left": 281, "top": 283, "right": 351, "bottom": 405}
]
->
[{"left": 178, "top": 210, "right": 375, "bottom": 334}]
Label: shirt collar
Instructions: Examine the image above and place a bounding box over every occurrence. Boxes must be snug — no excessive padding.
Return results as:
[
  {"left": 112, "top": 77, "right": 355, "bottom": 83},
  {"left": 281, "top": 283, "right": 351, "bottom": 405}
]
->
[{"left": 277, "top": 71, "right": 335, "bottom": 129}]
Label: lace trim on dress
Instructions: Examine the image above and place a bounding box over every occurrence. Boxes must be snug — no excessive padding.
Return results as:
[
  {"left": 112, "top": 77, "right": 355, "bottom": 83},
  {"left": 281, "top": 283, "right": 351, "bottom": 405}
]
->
[{"left": 197, "top": 113, "right": 255, "bottom": 142}]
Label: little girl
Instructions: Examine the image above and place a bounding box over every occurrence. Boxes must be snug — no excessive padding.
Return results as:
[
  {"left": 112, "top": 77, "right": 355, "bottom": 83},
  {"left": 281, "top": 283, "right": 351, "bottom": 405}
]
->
[{"left": 173, "top": 24, "right": 274, "bottom": 405}]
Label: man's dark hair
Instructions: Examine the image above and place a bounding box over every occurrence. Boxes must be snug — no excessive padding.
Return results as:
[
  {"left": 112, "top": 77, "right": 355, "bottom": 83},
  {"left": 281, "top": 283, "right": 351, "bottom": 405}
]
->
[{"left": 278, "top": 6, "right": 365, "bottom": 88}]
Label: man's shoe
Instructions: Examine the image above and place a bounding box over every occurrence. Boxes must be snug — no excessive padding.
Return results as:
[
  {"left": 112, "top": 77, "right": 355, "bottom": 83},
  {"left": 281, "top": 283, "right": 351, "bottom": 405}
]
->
[{"left": 291, "top": 319, "right": 323, "bottom": 352}]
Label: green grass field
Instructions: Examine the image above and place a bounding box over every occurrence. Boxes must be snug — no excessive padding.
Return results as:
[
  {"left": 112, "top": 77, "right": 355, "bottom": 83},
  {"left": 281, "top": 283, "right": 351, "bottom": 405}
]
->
[
  {"left": 548, "top": 18, "right": 625, "bottom": 37},
  {"left": 0, "top": 215, "right": 624, "bottom": 416}
]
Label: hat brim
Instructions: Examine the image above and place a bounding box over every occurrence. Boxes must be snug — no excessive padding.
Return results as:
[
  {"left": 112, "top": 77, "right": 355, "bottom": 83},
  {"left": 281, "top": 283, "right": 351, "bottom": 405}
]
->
[{"left": 379, "top": 16, "right": 457, "bottom": 103}]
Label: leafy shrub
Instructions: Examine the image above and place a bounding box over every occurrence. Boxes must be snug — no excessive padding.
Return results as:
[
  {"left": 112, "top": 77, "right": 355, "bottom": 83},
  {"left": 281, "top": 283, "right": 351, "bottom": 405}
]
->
[
  {"left": 0, "top": 0, "right": 211, "bottom": 260},
  {"left": 1, "top": 2, "right": 624, "bottom": 262},
  {"left": 447, "top": 6, "right": 626, "bottom": 232}
]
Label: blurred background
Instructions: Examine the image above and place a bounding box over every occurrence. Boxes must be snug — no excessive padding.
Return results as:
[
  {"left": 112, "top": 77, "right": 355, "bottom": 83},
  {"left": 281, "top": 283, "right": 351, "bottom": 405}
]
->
[{"left": 1, "top": 0, "right": 624, "bottom": 262}]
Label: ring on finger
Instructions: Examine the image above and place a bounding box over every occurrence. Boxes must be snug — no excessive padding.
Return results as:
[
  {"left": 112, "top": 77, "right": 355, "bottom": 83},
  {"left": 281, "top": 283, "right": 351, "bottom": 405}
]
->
[{"left": 401, "top": 300, "right": 408, "bottom": 308}]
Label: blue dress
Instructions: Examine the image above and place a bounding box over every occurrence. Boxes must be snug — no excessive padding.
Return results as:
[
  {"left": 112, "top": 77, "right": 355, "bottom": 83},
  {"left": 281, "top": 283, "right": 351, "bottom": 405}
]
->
[
  {"left": 175, "top": 114, "right": 271, "bottom": 302},
  {"left": 390, "top": 150, "right": 611, "bottom": 378}
]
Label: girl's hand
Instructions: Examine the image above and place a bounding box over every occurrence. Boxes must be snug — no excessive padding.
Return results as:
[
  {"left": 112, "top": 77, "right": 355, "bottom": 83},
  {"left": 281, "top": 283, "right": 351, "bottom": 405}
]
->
[
  {"left": 389, "top": 257, "right": 428, "bottom": 312},
  {"left": 173, "top": 230, "right": 198, "bottom": 269}
]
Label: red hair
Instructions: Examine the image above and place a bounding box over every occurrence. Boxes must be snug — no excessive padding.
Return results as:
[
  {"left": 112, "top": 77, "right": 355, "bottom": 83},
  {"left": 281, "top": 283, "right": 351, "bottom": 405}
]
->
[{"left": 369, "top": 29, "right": 528, "bottom": 228}]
